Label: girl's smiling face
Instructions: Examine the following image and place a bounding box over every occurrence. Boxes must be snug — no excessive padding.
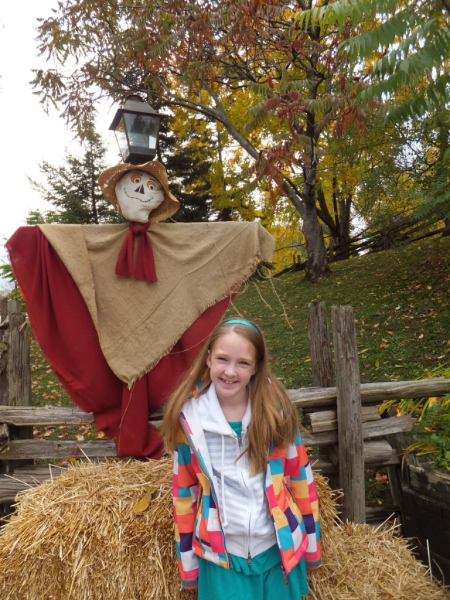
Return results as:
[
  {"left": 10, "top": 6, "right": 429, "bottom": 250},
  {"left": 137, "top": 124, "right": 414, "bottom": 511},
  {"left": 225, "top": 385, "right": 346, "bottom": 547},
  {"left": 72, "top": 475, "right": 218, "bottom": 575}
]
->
[{"left": 207, "top": 331, "right": 258, "bottom": 406}]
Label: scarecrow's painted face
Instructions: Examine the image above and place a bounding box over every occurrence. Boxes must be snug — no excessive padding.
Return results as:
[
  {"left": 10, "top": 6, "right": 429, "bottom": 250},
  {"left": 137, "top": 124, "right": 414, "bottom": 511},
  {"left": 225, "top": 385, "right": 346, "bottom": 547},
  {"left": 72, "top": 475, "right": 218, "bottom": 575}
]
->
[{"left": 115, "top": 170, "right": 165, "bottom": 222}]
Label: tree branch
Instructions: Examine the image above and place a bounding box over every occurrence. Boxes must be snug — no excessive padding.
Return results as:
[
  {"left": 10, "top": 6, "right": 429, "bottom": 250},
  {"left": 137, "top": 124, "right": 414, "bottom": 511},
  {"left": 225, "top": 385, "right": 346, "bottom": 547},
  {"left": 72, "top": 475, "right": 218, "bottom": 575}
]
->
[
  {"left": 317, "top": 187, "right": 337, "bottom": 232},
  {"left": 203, "top": 82, "right": 260, "bottom": 160}
]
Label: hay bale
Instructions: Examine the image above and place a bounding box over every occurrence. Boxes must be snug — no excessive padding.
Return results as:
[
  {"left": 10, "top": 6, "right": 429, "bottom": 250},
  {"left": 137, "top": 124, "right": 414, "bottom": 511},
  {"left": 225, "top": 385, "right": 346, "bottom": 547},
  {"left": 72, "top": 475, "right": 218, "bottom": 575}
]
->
[
  {"left": 0, "top": 459, "right": 195, "bottom": 600},
  {"left": 308, "top": 477, "right": 450, "bottom": 599},
  {"left": 0, "top": 459, "right": 448, "bottom": 600}
]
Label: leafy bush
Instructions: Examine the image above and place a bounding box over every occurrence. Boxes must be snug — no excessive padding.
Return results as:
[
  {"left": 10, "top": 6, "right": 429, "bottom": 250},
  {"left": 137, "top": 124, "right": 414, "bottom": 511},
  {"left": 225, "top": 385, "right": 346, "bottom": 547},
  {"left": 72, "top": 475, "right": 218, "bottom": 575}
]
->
[
  {"left": 380, "top": 364, "right": 450, "bottom": 472},
  {"left": 405, "top": 396, "right": 450, "bottom": 472}
]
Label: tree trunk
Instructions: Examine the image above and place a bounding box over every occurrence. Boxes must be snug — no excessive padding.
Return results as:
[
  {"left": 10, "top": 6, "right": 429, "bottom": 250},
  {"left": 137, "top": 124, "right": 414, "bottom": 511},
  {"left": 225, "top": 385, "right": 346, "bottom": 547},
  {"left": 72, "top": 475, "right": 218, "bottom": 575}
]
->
[
  {"left": 303, "top": 206, "right": 330, "bottom": 282},
  {"left": 198, "top": 84, "right": 330, "bottom": 283},
  {"left": 302, "top": 175, "right": 330, "bottom": 282}
]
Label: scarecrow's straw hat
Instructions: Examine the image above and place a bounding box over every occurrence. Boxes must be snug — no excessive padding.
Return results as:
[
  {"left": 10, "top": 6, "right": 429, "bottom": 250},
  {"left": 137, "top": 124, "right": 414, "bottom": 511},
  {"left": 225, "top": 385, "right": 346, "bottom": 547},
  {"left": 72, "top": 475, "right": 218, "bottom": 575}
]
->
[{"left": 98, "top": 160, "right": 180, "bottom": 223}]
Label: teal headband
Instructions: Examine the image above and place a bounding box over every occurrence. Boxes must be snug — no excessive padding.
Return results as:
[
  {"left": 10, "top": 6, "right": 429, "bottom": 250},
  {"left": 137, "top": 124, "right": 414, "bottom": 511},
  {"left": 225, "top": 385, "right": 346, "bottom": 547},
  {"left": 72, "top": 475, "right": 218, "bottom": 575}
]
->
[{"left": 222, "top": 319, "right": 261, "bottom": 335}]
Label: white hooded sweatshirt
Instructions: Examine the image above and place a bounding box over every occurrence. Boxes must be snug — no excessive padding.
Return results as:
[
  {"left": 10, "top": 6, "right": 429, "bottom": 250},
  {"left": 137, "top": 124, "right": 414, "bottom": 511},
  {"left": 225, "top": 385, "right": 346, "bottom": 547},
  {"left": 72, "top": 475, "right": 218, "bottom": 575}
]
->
[{"left": 195, "top": 383, "right": 277, "bottom": 560}]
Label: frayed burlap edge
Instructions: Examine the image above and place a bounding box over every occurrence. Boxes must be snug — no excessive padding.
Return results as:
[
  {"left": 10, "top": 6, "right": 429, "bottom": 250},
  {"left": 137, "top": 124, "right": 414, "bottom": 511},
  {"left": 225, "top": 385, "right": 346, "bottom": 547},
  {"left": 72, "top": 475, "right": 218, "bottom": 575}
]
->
[{"left": 127, "top": 257, "right": 263, "bottom": 388}]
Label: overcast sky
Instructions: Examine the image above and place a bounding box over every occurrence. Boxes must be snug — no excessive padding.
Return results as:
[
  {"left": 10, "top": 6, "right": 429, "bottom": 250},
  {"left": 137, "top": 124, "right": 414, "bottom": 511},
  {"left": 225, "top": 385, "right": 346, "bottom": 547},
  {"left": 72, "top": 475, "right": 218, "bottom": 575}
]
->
[{"left": 0, "top": 1, "right": 119, "bottom": 263}]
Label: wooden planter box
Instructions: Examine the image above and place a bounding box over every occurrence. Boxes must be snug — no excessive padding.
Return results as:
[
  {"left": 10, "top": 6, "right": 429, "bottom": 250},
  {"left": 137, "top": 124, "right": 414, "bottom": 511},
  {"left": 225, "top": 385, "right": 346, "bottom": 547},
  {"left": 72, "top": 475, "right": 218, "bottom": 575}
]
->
[{"left": 389, "top": 439, "right": 450, "bottom": 586}]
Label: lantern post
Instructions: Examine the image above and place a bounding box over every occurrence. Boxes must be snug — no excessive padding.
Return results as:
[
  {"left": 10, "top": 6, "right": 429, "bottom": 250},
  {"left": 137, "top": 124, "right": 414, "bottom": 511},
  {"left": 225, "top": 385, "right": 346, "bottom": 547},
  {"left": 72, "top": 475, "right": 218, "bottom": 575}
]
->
[{"left": 109, "top": 95, "right": 163, "bottom": 164}]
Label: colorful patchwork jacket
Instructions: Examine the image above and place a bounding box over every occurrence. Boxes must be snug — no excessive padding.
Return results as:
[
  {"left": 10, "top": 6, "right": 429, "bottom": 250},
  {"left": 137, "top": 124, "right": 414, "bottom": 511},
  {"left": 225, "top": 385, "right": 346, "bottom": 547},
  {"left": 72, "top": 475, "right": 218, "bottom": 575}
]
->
[{"left": 173, "top": 393, "right": 322, "bottom": 589}]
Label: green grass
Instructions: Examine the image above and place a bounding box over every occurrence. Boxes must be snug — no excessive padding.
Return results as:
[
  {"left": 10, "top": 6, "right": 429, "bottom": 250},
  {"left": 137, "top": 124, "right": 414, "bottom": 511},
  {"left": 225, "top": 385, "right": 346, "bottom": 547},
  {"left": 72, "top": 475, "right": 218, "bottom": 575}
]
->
[
  {"left": 30, "top": 339, "right": 100, "bottom": 445},
  {"left": 229, "top": 236, "right": 450, "bottom": 389}
]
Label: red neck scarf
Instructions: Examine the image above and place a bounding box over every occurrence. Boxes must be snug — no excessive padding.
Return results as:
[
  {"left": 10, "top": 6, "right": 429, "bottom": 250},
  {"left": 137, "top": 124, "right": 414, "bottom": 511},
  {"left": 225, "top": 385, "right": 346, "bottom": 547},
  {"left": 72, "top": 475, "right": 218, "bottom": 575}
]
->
[{"left": 115, "top": 222, "right": 157, "bottom": 282}]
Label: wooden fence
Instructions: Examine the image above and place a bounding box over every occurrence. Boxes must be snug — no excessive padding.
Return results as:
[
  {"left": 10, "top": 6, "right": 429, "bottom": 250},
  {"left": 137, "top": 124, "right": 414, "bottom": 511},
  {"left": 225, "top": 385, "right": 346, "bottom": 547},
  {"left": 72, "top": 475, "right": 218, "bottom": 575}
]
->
[{"left": 1, "top": 298, "right": 450, "bottom": 523}]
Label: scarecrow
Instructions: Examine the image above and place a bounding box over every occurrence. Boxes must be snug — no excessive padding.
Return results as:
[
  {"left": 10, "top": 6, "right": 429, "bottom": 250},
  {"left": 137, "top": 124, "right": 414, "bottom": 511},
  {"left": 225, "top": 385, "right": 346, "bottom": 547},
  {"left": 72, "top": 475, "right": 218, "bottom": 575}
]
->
[{"left": 6, "top": 161, "right": 274, "bottom": 459}]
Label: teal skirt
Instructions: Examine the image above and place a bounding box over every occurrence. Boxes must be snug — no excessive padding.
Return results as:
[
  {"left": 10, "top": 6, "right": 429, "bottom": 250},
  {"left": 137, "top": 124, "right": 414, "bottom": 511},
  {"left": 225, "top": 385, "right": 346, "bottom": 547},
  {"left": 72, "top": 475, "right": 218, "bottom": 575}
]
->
[{"left": 198, "top": 553, "right": 309, "bottom": 600}]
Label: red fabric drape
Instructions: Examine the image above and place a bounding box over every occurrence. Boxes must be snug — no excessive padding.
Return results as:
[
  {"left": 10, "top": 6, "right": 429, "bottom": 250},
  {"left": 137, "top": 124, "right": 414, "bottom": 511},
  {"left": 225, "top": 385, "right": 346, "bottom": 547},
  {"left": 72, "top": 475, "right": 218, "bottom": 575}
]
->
[{"left": 6, "top": 226, "right": 230, "bottom": 458}]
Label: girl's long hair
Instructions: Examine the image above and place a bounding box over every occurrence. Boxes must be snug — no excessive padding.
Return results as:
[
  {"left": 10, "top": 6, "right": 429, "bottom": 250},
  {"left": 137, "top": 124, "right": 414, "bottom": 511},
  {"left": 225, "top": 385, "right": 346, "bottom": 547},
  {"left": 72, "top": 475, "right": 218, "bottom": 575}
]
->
[{"left": 162, "top": 318, "right": 299, "bottom": 475}]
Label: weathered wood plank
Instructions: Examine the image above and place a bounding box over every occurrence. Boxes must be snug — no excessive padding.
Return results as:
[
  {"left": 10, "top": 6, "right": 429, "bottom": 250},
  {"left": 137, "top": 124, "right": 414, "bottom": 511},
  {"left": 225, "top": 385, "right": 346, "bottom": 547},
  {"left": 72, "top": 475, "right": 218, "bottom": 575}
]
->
[
  {"left": 306, "top": 301, "right": 339, "bottom": 489},
  {"left": 304, "top": 405, "right": 380, "bottom": 433},
  {"left": 408, "top": 464, "right": 450, "bottom": 503},
  {"left": 0, "top": 423, "right": 9, "bottom": 453},
  {"left": 365, "top": 505, "right": 400, "bottom": 525},
  {"left": 362, "top": 414, "right": 413, "bottom": 439},
  {"left": 287, "top": 377, "right": 450, "bottom": 410},
  {"left": 307, "top": 302, "right": 334, "bottom": 388},
  {"left": 361, "top": 406, "right": 382, "bottom": 422},
  {"left": 1, "top": 299, "right": 34, "bottom": 484},
  {"left": 0, "top": 423, "right": 8, "bottom": 441},
  {"left": 0, "top": 406, "right": 95, "bottom": 426},
  {"left": 0, "top": 299, "right": 9, "bottom": 406},
  {"left": 0, "top": 473, "right": 58, "bottom": 503},
  {"left": 328, "top": 440, "right": 392, "bottom": 466},
  {"left": 13, "top": 465, "right": 68, "bottom": 477},
  {"left": 332, "top": 305, "right": 365, "bottom": 524},
  {"left": 0, "top": 439, "right": 117, "bottom": 460},
  {"left": 304, "top": 410, "right": 337, "bottom": 433},
  {"left": 6, "top": 300, "right": 32, "bottom": 408},
  {"left": 302, "top": 415, "right": 412, "bottom": 446},
  {"left": 353, "top": 378, "right": 450, "bottom": 405},
  {"left": 311, "top": 452, "right": 400, "bottom": 474}
]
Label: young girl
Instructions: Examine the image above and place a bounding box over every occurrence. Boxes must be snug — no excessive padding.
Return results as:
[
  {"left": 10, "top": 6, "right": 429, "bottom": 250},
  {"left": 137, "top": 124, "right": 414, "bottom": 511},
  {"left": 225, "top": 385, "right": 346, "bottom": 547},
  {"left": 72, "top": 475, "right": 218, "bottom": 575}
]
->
[{"left": 162, "top": 318, "right": 321, "bottom": 599}]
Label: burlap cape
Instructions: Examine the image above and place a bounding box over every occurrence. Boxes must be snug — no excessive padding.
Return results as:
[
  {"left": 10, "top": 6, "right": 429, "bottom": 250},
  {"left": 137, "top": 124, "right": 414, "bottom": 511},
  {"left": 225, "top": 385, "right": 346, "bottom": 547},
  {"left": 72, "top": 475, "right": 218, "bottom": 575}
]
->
[{"left": 38, "top": 222, "right": 274, "bottom": 385}]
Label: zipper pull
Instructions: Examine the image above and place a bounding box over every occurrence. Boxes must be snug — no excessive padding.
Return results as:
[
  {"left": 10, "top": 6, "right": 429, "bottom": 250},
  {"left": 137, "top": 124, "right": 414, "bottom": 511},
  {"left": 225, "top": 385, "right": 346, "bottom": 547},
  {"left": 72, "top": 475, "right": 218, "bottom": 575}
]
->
[
  {"left": 238, "top": 436, "right": 242, "bottom": 448},
  {"left": 281, "top": 565, "right": 289, "bottom": 587},
  {"left": 247, "top": 550, "right": 252, "bottom": 565}
]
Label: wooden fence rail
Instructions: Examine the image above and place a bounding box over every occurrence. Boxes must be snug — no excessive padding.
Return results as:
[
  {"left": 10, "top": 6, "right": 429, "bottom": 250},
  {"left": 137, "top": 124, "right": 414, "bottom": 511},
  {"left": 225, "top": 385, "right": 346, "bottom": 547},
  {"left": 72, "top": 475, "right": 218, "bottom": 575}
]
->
[
  {"left": 0, "top": 412, "right": 415, "bottom": 460},
  {"left": 0, "top": 377, "right": 448, "bottom": 425}
]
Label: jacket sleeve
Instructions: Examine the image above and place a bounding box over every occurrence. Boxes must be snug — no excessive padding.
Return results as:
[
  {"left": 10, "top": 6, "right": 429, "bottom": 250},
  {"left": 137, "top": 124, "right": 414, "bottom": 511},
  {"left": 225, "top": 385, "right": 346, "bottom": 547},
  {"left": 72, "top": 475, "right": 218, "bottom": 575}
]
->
[
  {"left": 285, "top": 431, "right": 322, "bottom": 569},
  {"left": 173, "top": 422, "right": 200, "bottom": 589}
]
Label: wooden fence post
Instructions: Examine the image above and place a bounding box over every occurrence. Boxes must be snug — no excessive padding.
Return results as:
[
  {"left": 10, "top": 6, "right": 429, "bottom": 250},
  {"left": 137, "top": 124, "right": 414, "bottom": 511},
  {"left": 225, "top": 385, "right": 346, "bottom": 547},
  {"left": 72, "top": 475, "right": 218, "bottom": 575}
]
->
[
  {"left": 0, "top": 298, "right": 33, "bottom": 514},
  {"left": 307, "top": 302, "right": 334, "bottom": 388},
  {"left": 307, "top": 302, "right": 340, "bottom": 489},
  {"left": 332, "top": 305, "right": 365, "bottom": 524}
]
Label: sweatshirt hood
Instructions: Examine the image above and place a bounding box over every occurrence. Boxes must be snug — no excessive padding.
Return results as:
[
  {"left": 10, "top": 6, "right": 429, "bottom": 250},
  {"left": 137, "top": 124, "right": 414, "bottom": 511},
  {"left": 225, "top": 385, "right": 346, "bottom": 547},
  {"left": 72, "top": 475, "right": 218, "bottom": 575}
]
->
[{"left": 198, "top": 384, "right": 251, "bottom": 435}]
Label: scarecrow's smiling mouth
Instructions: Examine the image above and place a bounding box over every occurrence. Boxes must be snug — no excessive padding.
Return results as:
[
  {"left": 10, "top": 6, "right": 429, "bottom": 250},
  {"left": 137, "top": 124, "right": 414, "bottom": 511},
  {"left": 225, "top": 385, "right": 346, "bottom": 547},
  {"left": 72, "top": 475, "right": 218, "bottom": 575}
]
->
[{"left": 124, "top": 188, "right": 155, "bottom": 203}]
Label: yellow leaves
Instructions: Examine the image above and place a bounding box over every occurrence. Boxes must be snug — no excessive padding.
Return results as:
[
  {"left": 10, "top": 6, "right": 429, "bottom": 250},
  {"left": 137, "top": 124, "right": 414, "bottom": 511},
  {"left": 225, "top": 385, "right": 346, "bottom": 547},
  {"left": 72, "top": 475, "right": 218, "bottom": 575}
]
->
[
  {"left": 375, "top": 359, "right": 380, "bottom": 369},
  {"left": 133, "top": 487, "right": 157, "bottom": 514},
  {"left": 269, "top": 221, "right": 305, "bottom": 272},
  {"left": 428, "top": 397, "right": 441, "bottom": 406}
]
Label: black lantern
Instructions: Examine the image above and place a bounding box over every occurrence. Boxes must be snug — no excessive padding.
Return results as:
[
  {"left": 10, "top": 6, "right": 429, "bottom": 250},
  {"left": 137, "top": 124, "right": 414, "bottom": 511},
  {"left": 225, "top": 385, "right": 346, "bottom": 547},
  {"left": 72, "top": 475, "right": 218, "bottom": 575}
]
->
[{"left": 109, "top": 95, "right": 163, "bottom": 164}]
